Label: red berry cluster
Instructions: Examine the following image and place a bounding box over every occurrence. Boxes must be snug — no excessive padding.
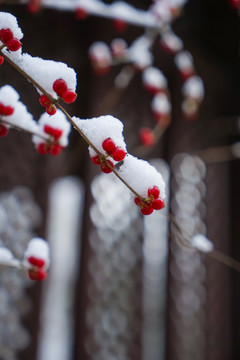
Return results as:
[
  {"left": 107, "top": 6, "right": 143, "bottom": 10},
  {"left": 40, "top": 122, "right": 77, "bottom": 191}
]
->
[
  {"left": 27, "top": 255, "right": 47, "bottom": 281},
  {"left": 91, "top": 154, "right": 115, "bottom": 174},
  {"left": 37, "top": 124, "right": 63, "bottom": 156},
  {"left": 0, "top": 28, "right": 21, "bottom": 52},
  {"left": 39, "top": 94, "right": 57, "bottom": 115},
  {"left": 102, "top": 137, "right": 126, "bottom": 161},
  {"left": 91, "top": 137, "right": 126, "bottom": 174},
  {"left": 53, "top": 79, "right": 77, "bottom": 104},
  {"left": 134, "top": 186, "right": 165, "bottom": 215}
]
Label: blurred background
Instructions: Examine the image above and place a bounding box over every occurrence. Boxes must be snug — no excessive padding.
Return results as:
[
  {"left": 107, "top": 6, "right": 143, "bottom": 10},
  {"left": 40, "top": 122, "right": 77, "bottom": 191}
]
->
[{"left": 0, "top": 0, "right": 239, "bottom": 359}]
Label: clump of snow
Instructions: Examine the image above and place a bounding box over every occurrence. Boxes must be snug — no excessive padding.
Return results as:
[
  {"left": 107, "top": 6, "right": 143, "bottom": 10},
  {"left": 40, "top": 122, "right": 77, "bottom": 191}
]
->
[
  {"left": 74, "top": 115, "right": 126, "bottom": 160},
  {"left": 0, "top": 85, "right": 38, "bottom": 133},
  {"left": 190, "top": 234, "right": 214, "bottom": 253},
  {"left": 111, "top": 38, "right": 127, "bottom": 58},
  {"left": 32, "top": 110, "right": 71, "bottom": 147},
  {"left": 24, "top": 237, "right": 50, "bottom": 268},
  {"left": 128, "top": 35, "right": 153, "bottom": 70},
  {"left": 160, "top": 31, "right": 183, "bottom": 53},
  {"left": 119, "top": 154, "right": 166, "bottom": 199},
  {"left": 182, "top": 76, "right": 204, "bottom": 101},
  {"left": 0, "top": 12, "right": 23, "bottom": 40},
  {"left": 0, "top": 246, "right": 14, "bottom": 265},
  {"left": 142, "top": 67, "right": 167, "bottom": 89},
  {"left": 89, "top": 42, "right": 112, "bottom": 68},
  {"left": 16, "top": 53, "right": 77, "bottom": 97},
  {"left": 150, "top": 1, "right": 172, "bottom": 22},
  {"left": 174, "top": 51, "right": 193, "bottom": 71},
  {"left": 151, "top": 93, "right": 171, "bottom": 114}
]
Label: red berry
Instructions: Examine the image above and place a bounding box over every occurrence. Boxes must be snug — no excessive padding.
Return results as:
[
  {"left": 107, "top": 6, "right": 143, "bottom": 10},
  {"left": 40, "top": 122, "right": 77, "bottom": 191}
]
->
[
  {"left": 61, "top": 89, "right": 77, "bottom": 104},
  {"left": 28, "top": 268, "right": 47, "bottom": 281},
  {"left": 111, "top": 146, "right": 126, "bottom": 161},
  {"left": 37, "top": 143, "right": 48, "bottom": 155},
  {"left": 113, "top": 19, "right": 127, "bottom": 33},
  {"left": 75, "top": 7, "right": 88, "bottom": 19},
  {"left": 134, "top": 197, "right": 141, "bottom": 206},
  {"left": 28, "top": 0, "right": 42, "bottom": 13},
  {"left": 100, "top": 160, "right": 114, "bottom": 173},
  {"left": 49, "top": 144, "right": 62, "bottom": 156},
  {"left": 46, "top": 104, "right": 57, "bottom": 116},
  {"left": 152, "top": 198, "right": 165, "bottom": 210},
  {"left": 2, "top": 105, "right": 14, "bottom": 116},
  {"left": 148, "top": 186, "right": 160, "bottom": 199},
  {"left": 6, "top": 38, "right": 21, "bottom": 52},
  {"left": 139, "top": 128, "right": 155, "bottom": 147},
  {"left": 141, "top": 205, "right": 154, "bottom": 215},
  {"left": 0, "top": 124, "right": 8, "bottom": 137},
  {"left": 0, "top": 56, "right": 4, "bottom": 65},
  {"left": 91, "top": 155, "right": 101, "bottom": 165},
  {"left": 39, "top": 94, "right": 51, "bottom": 107},
  {"left": 230, "top": 0, "right": 240, "bottom": 9},
  {"left": 53, "top": 78, "right": 68, "bottom": 96},
  {"left": 102, "top": 137, "right": 116, "bottom": 154},
  {"left": 28, "top": 256, "right": 45, "bottom": 268},
  {"left": 0, "top": 28, "right": 13, "bottom": 43},
  {"left": 51, "top": 128, "right": 63, "bottom": 140}
]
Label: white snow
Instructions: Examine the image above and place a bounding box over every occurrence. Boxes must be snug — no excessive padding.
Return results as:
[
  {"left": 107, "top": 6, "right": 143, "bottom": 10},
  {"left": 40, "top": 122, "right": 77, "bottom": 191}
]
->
[
  {"left": 151, "top": 93, "right": 171, "bottom": 114},
  {"left": 182, "top": 76, "right": 204, "bottom": 101},
  {"left": 174, "top": 51, "right": 193, "bottom": 71},
  {"left": 24, "top": 237, "right": 50, "bottom": 268},
  {"left": 74, "top": 115, "right": 126, "bottom": 160},
  {"left": 32, "top": 110, "right": 71, "bottom": 147},
  {"left": 15, "top": 53, "right": 77, "bottom": 97},
  {"left": 190, "top": 234, "right": 214, "bottom": 253},
  {"left": 0, "top": 12, "right": 23, "bottom": 40},
  {"left": 118, "top": 154, "right": 166, "bottom": 199},
  {"left": 89, "top": 42, "right": 112, "bottom": 66},
  {"left": 0, "top": 246, "right": 14, "bottom": 265},
  {"left": 128, "top": 35, "right": 153, "bottom": 69},
  {"left": 160, "top": 31, "right": 183, "bottom": 53},
  {"left": 0, "top": 85, "right": 39, "bottom": 133},
  {"left": 142, "top": 67, "right": 167, "bottom": 89}
]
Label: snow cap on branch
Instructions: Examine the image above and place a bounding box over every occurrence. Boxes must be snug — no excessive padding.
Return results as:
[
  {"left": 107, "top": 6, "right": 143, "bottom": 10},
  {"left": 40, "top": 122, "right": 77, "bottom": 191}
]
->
[
  {"left": 151, "top": 93, "right": 171, "bottom": 114},
  {"left": 0, "top": 12, "right": 23, "bottom": 40},
  {"left": 32, "top": 110, "right": 71, "bottom": 148},
  {"left": 24, "top": 237, "right": 50, "bottom": 268},
  {"left": 17, "top": 53, "right": 77, "bottom": 97},
  {"left": 182, "top": 76, "right": 204, "bottom": 101},
  {"left": 119, "top": 154, "right": 166, "bottom": 199},
  {"left": 142, "top": 66, "right": 167, "bottom": 93},
  {"left": 0, "top": 85, "right": 38, "bottom": 132},
  {"left": 174, "top": 51, "right": 194, "bottom": 72},
  {"left": 89, "top": 42, "right": 112, "bottom": 73},
  {"left": 190, "top": 234, "right": 214, "bottom": 253},
  {"left": 160, "top": 31, "right": 183, "bottom": 54},
  {"left": 0, "top": 246, "right": 15, "bottom": 265},
  {"left": 128, "top": 35, "right": 153, "bottom": 70},
  {"left": 74, "top": 115, "right": 126, "bottom": 160}
]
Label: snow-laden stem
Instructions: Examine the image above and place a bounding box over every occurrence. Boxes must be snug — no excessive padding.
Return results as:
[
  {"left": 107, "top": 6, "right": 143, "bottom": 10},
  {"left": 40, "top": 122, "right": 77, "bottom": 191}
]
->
[
  {"left": 170, "top": 213, "right": 240, "bottom": 272},
  {"left": 0, "top": 49, "right": 144, "bottom": 200},
  {"left": 0, "top": 118, "right": 49, "bottom": 141}
]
